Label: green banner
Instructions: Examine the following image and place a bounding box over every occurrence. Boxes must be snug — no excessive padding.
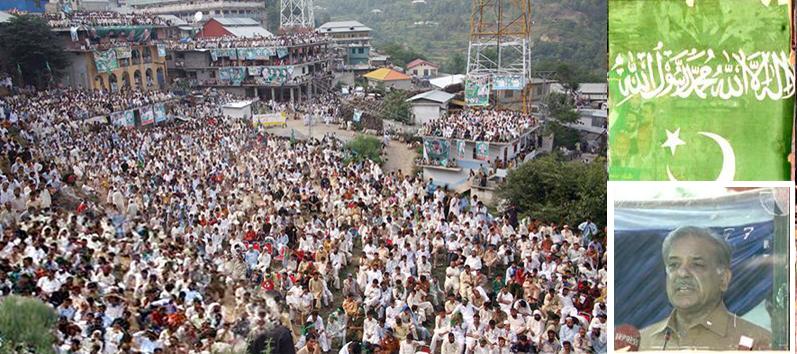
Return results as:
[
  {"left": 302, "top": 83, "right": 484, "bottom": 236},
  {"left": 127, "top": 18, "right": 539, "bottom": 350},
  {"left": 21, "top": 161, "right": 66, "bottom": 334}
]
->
[
  {"left": 219, "top": 67, "right": 247, "bottom": 86},
  {"left": 608, "top": 0, "right": 794, "bottom": 181},
  {"left": 465, "top": 76, "right": 491, "bottom": 106},
  {"left": 115, "top": 47, "right": 132, "bottom": 59},
  {"left": 93, "top": 49, "right": 119, "bottom": 73},
  {"left": 475, "top": 142, "right": 489, "bottom": 160},
  {"left": 423, "top": 138, "right": 451, "bottom": 165}
]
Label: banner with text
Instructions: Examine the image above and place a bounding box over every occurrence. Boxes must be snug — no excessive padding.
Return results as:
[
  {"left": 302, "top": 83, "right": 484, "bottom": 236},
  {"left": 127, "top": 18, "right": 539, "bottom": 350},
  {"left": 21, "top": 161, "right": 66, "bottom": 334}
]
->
[{"left": 608, "top": 0, "right": 795, "bottom": 181}]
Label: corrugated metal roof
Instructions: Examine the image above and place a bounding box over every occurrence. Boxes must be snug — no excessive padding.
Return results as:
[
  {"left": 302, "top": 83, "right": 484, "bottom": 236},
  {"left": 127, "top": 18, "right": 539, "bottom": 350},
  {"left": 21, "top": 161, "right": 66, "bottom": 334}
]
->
[
  {"left": 223, "top": 25, "right": 272, "bottom": 38},
  {"left": 317, "top": 20, "right": 371, "bottom": 33},
  {"left": 579, "top": 83, "right": 608, "bottom": 94},
  {"left": 214, "top": 17, "right": 260, "bottom": 26},
  {"left": 406, "top": 90, "right": 455, "bottom": 103},
  {"left": 158, "top": 14, "right": 187, "bottom": 26}
]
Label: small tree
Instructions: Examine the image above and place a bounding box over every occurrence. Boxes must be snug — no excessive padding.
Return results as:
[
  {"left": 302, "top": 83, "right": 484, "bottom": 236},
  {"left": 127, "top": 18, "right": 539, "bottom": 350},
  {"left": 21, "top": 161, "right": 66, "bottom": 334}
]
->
[
  {"left": 442, "top": 52, "right": 466, "bottom": 75},
  {"left": 543, "top": 92, "right": 580, "bottom": 149},
  {"left": 380, "top": 90, "right": 412, "bottom": 124},
  {"left": 345, "top": 135, "right": 383, "bottom": 164},
  {"left": 0, "top": 296, "right": 58, "bottom": 353}
]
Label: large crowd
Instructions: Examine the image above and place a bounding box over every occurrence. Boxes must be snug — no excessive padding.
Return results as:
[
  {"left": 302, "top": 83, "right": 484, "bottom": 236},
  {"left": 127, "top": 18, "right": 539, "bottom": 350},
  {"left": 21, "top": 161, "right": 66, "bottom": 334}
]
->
[
  {"left": 45, "top": 12, "right": 177, "bottom": 29},
  {"left": 0, "top": 89, "right": 174, "bottom": 123},
  {"left": 168, "top": 32, "right": 329, "bottom": 51},
  {"left": 0, "top": 84, "right": 605, "bottom": 354},
  {"left": 419, "top": 110, "right": 539, "bottom": 143}
]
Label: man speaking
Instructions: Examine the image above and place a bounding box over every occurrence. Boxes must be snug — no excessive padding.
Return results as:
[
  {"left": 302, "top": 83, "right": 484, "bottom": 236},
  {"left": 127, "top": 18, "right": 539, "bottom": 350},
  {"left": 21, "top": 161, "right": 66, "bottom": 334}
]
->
[{"left": 638, "top": 226, "right": 771, "bottom": 350}]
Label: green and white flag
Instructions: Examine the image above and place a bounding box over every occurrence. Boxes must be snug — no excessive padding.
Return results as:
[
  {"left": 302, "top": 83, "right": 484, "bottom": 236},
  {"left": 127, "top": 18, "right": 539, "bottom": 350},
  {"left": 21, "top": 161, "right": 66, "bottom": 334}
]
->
[{"left": 608, "top": 0, "right": 794, "bottom": 181}]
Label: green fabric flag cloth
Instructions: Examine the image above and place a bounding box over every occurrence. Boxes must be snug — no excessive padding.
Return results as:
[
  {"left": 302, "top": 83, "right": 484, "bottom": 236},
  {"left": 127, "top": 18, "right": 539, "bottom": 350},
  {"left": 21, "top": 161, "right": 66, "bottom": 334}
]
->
[{"left": 608, "top": 0, "right": 794, "bottom": 181}]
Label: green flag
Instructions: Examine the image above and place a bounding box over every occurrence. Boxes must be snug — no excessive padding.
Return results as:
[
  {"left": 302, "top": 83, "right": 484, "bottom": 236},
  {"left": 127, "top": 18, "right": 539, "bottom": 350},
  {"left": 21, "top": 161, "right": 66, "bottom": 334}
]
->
[
  {"left": 45, "top": 61, "right": 51, "bottom": 72},
  {"left": 608, "top": 0, "right": 794, "bottom": 181},
  {"left": 16, "top": 63, "right": 21, "bottom": 75}
]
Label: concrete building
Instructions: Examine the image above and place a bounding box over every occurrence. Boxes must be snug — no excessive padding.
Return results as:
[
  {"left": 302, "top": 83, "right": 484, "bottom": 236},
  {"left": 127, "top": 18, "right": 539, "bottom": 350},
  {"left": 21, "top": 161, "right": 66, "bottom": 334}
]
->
[
  {"left": 317, "top": 20, "right": 372, "bottom": 70},
  {"left": 127, "top": 0, "right": 268, "bottom": 26},
  {"left": 54, "top": 23, "right": 170, "bottom": 91},
  {"left": 406, "top": 58, "right": 438, "bottom": 79},
  {"left": 405, "top": 90, "right": 454, "bottom": 125},
  {"left": 420, "top": 125, "right": 541, "bottom": 191},
  {"left": 363, "top": 68, "right": 411, "bottom": 90},
  {"left": 168, "top": 34, "right": 333, "bottom": 101}
]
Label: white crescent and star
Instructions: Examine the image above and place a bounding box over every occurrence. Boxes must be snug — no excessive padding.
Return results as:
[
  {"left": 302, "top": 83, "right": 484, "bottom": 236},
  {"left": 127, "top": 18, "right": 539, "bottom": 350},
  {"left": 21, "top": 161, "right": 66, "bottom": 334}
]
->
[{"left": 662, "top": 128, "right": 736, "bottom": 181}]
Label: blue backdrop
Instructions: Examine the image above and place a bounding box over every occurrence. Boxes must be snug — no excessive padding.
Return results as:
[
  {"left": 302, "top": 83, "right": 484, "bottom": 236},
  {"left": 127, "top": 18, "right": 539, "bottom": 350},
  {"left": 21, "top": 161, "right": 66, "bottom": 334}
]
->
[{"left": 614, "top": 197, "right": 775, "bottom": 329}]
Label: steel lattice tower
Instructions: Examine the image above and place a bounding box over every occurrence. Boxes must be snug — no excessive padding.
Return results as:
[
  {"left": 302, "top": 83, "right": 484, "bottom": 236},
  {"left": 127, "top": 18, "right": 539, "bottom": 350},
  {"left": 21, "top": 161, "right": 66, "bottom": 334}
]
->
[
  {"left": 467, "top": 0, "right": 533, "bottom": 112},
  {"left": 280, "top": 0, "right": 315, "bottom": 30}
]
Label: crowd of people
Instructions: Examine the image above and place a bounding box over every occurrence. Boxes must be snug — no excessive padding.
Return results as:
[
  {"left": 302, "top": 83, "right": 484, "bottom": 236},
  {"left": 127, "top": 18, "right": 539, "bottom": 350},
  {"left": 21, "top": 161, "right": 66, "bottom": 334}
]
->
[
  {"left": 0, "top": 83, "right": 605, "bottom": 354},
  {"left": 45, "top": 11, "right": 177, "bottom": 29},
  {"left": 419, "top": 110, "right": 539, "bottom": 143},
  {"left": 167, "top": 32, "right": 329, "bottom": 51},
  {"left": 0, "top": 88, "right": 174, "bottom": 123}
]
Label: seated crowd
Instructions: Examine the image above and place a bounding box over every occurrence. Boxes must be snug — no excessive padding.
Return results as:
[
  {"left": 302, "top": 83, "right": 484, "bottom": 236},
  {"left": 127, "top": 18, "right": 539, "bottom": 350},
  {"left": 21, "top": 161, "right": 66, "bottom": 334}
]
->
[{"left": 0, "top": 86, "right": 605, "bottom": 354}]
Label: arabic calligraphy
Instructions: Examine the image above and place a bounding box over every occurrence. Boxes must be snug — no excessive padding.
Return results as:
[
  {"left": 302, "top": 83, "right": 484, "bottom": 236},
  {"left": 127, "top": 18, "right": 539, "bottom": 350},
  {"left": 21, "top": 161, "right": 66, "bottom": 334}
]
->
[
  {"left": 686, "top": 0, "right": 788, "bottom": 7},
  {"left": 612, "top": 42, "right": 795, "bottom": 105}
]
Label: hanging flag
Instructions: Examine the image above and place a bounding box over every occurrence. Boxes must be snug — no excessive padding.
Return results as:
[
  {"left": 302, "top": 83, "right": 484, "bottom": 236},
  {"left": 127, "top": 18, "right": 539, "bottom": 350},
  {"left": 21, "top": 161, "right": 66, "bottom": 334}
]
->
[
  {"left": 45, "top": 61, "right": 52, "bottom": 73},
  {"left": 16, "top": 63, "right": 22, "bottom": 75},
  {"left": 608, "top": 0, "right": 794, "bottom": 181}
]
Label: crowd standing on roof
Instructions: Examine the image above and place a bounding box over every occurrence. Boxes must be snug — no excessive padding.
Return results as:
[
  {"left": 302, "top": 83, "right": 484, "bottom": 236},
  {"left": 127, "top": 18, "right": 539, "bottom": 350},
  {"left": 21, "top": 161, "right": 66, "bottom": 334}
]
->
[
  {"left": 0, "top": 80, "right": 604, "bottom": 354},
  {"left": 45, "top": 11, "right": 176, "bottom": 29},
  {"left": 419, "top": 110, "right": 538, "bottom": 143}
]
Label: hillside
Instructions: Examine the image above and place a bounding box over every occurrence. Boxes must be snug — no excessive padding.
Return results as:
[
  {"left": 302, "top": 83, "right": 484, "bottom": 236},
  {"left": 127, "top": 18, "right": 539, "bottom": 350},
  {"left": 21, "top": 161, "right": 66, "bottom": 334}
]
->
[{"left": 314, "top": 0, "right": 606, "bottom": 81}]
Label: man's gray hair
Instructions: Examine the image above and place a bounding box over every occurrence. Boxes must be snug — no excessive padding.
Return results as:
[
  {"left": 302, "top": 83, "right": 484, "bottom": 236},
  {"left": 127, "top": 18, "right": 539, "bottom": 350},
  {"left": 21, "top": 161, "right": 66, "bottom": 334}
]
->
[{"left": 661, "top": 226, "right": 732, "bottom": 269}]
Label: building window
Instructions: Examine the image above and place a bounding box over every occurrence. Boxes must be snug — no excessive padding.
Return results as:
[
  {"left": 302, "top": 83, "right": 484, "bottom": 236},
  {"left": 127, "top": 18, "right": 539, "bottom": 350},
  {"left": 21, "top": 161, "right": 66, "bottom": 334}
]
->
[
  {"left": 413, "top": 70, "right": 417, "bottom": 75},
  {"left": 505, "top": 90, "right": 514, "bottom": 98},
  {"left": 424, "top": 69, "right": 429, "bottom": 76}
]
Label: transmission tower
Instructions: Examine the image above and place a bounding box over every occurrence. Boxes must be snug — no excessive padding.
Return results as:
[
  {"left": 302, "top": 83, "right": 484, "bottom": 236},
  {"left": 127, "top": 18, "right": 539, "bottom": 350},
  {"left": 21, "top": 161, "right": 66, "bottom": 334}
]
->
[
  {"left": 280, "top": 0, "right": 315, "bottom": 30},
  {"left": 466, "top": 0, "right": 533, "bottom": 112}
]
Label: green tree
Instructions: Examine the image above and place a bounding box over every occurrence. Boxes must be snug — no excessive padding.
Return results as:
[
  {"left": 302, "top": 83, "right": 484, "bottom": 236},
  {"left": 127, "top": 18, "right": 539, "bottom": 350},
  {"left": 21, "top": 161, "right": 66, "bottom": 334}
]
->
[
  {"left": 498, "top": 154, "right": 606, "bottom": 227},
  {"left": 442, "top": 52, "right": 466, "bottom": 75},
  {"left": 380, "top": 43, "right": 426, "bottom": 68},
  {"left": 0, "top": 295, "right": 58, "bottom": 354},
  {"left": 380, "top": 90, "right": 412, "bottom": 124},
  {"left": 543, "top": 92, "right": 581, "bottom": 149},
  {"left": 345, "top": 135, "right": 383, "bottom": 164},
  {"left": 0, "top": 14, "right": 67, "bottom": 89}
]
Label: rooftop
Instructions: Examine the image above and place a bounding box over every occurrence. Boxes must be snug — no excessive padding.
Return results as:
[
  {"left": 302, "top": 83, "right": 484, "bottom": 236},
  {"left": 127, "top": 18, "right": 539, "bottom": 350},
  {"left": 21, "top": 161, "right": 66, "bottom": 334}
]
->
[
  {"left": 317, "top": 20, "right": 372, "bottom": 33},
  {"left": 363, "top": 68, "right": 411, "bottom": 81},
  {"left": 406, "top": 90, "right": 455, "bottom": 104},
  {"left": 406, "top": 58, "right": 438, "bottom": 69},
  {"left": 224, "top": 25, "right": 272, "bottom": 38},
  {"left": 212, "top": 17, "right": 260, "bottom": 26}
]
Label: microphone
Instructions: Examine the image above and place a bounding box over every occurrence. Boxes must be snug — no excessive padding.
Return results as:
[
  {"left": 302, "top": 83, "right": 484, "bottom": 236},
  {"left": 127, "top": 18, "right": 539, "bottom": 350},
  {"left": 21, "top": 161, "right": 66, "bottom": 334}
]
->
[
  {"left": 663, "top": 327, "right": 672, "bottom": 350},
  {"left": 738, "top": 335, "right": 754, "bottom": 350},
  {"left": 614, "top": 324, "right": 640, "bottom": 351}
]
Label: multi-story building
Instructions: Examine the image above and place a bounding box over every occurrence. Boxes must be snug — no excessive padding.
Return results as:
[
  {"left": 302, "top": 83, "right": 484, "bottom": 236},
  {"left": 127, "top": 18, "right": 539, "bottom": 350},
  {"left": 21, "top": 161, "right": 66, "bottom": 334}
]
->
[
  {"left": 317, "top": 20, "right": 372, "bottom": 71},
  {"left": 127, "top": 0, "right": 268, "bottom": 26},
  {"left": 167, "top": 31, "right": 335, "bottom": 102},
  {"left": 53, "top": 20, "right": 172, "bottom": 91}
]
